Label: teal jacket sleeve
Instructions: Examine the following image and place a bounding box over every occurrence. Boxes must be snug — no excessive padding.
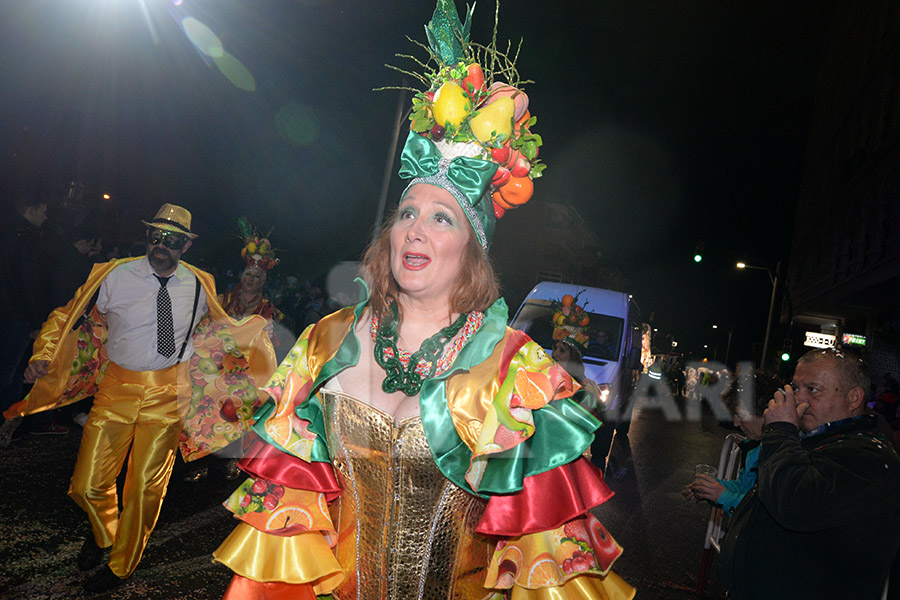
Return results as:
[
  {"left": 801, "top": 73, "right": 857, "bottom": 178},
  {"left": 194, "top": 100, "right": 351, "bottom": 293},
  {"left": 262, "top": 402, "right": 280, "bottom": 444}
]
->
[{"left": 716, "top": 445, "right": 760, "bottom": 514}]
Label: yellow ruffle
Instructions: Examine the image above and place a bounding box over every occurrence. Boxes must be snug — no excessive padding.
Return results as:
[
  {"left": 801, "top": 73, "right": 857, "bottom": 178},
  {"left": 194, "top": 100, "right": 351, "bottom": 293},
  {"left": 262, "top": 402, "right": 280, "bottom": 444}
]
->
[
  {"left": 485, "top": 515, "right": 624, "bottom": 589},
  {"left": 508, "top": 571, "right": 636, "bottom": 600},
  {"left": 213, "top": 522, "right": 345, "bottom": 596}
]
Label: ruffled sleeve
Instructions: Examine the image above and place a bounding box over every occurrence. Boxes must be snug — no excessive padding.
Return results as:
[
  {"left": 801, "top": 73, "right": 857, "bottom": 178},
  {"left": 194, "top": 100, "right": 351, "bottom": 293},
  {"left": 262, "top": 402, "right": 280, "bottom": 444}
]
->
[{"left": 418, "top": 299, "right": 634, "bottom": 599}]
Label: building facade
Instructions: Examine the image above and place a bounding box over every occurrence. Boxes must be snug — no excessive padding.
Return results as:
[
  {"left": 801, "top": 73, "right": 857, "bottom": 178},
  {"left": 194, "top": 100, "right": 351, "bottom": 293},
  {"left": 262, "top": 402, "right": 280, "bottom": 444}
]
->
[{"left": 787, "top": 2, "right": 900, "bottom": 384}]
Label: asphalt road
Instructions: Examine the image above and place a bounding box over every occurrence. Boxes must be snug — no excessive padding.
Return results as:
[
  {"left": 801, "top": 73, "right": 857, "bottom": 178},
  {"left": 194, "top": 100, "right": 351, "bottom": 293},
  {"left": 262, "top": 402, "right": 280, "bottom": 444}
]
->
[{"left": 0, "top": 389, "right": 732, "bottom": 599}]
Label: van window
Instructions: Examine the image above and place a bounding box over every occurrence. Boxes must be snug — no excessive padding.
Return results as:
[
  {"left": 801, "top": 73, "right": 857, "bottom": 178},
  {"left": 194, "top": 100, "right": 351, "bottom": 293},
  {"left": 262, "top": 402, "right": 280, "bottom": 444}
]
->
[{"left": 512, "top": 300, "right": 625, "bottom": 361}]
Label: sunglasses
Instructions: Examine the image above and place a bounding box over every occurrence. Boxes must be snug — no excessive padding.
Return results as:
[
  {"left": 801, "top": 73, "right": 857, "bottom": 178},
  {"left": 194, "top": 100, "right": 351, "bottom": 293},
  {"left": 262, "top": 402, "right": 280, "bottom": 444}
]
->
[{"left": 148, "top": 230, "right": 188, "bottom": 250}]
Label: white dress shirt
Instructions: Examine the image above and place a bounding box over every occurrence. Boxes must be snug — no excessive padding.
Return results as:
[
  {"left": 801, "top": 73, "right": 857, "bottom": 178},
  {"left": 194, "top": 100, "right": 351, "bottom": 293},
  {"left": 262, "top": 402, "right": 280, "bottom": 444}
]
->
[{"left": 97, "top": 257, "right": 209, "bottom": 371}]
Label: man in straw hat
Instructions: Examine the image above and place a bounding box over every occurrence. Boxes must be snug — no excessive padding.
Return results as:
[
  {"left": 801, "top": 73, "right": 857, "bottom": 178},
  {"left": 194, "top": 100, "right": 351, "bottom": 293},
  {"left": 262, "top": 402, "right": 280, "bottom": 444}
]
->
[{"left": 6, "top": 203, "right": 275, "bottom": 593}]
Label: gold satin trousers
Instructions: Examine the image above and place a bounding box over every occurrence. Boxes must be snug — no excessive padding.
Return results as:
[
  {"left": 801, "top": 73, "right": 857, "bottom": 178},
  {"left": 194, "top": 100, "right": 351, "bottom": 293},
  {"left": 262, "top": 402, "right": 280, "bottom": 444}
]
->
[{"left": 68, "top": 362, "right": 182, "bottom": 578}]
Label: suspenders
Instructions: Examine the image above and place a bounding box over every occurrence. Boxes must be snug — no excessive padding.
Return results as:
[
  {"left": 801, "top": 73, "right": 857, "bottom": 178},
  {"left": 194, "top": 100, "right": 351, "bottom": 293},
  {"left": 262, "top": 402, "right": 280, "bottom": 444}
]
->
[
  {"left": 72, "top": 272, "right": 202, "bottom": 363},
  {"left": 177, "top": 277, "right": 202, "bottom": 361}
]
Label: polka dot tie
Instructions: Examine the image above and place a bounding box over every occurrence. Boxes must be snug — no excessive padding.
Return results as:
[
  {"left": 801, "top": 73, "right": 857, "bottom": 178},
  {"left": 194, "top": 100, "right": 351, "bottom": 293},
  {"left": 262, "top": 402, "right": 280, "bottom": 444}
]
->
[{"left": 155, "top": 275, "right": 176, "bottom": 358}]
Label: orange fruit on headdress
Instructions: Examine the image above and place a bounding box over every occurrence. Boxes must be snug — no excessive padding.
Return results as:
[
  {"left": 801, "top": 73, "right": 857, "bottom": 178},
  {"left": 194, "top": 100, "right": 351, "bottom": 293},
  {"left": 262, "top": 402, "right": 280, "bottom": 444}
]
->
[{"left": 493, "top": 175, "right": 533, "bottom": 209}]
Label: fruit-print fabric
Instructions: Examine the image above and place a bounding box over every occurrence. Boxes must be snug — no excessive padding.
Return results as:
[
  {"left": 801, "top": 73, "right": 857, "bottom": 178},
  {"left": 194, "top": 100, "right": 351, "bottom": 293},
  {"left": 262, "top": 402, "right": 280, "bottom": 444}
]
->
[
  {"left": 178, "top": 316, "right": 267, "bottom": 461},
  {"left": 62, "top": 307, "right": 109, "bottom": 402}
]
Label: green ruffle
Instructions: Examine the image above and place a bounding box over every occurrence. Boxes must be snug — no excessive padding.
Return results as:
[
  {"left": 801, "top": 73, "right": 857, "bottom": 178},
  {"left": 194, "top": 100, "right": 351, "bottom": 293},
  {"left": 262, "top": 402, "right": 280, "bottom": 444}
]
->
[
  {"left": 250, "top": 282, "right": 368, "bottom": 463},
  {"left": 418, "top": 300, "right": 599, "bottom": 497}
]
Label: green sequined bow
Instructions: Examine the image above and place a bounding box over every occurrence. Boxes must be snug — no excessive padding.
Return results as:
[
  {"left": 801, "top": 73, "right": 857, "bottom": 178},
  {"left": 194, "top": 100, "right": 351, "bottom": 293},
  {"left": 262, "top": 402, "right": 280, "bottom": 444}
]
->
[{"left": 399, "top": 131, "right": 498, "bottom": 249}]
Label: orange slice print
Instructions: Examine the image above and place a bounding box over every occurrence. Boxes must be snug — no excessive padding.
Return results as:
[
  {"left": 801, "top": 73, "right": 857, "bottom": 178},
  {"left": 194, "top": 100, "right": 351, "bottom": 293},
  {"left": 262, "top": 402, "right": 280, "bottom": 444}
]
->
[
  {"left": 266, "top": 416, "right": 293, "bottom": 447},
  {"left": 514, "top": 370, "right": 550, "bottom": 409},
  {"left": 265, "top": 506, "right": 312, "bottom": 531},
  {"left": 526, "top": 554, "right": 564, "bottom": 587}
]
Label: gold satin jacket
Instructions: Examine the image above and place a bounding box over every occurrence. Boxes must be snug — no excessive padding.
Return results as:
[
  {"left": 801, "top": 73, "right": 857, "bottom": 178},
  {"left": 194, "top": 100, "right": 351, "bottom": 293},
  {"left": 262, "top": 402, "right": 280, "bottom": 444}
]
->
[{"left": 4, "top": 257, "right": 276, "bottom": 460}]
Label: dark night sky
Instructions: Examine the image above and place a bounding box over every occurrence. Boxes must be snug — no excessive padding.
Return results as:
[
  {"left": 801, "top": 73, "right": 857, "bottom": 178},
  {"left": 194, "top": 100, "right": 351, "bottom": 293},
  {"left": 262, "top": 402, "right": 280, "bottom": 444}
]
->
[{"left": 0, "top": 0, "right": 836, "bottom": 363}]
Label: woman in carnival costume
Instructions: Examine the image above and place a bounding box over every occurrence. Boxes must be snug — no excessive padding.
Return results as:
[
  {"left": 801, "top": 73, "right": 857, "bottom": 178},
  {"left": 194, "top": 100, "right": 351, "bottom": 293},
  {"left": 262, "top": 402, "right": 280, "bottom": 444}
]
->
[
  {"left": 214, "top": 3, "right": 635, "bottom": 598},
  {"left": 550, "top": 294, "right": 604, "bottom": 412},
  {"left": 221, "top": 218, "right": 285, "bottom": 336},
  {"left": 185, "top": 220, "right": 287, "bottom": 483}
]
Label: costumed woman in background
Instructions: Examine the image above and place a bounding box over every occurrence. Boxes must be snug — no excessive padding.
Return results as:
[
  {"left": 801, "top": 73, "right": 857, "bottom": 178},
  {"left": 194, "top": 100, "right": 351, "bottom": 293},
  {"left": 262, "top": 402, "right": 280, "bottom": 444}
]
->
[
  {"left": 185, "top": 221, "right": 286, "bottom": 482},
  {"left": 550, "top": 298, "right": 621, "bottom": 475},
  {"left": 220, "top": 219, "right": 285, "bottom": 347},
  {"left": 213, "top": 3, "right": 635, "bottom": 599},
  {"left": 550, "top": 293, "right": 603, "bottom": 407}
]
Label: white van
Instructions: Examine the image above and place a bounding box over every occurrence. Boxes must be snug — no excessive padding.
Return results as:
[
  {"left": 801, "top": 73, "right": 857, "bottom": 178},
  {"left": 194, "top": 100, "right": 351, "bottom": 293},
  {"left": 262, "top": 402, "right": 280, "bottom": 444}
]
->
[{"left": 509, "top": 282, "right": 643, "bottom": 413}]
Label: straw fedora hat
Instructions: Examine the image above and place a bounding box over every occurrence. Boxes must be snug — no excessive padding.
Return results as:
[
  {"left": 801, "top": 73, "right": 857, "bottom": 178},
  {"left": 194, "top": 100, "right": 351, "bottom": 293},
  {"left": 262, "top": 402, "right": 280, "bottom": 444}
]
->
[{"left": 141, "top": 203, "right": 198, "bottom": 239}]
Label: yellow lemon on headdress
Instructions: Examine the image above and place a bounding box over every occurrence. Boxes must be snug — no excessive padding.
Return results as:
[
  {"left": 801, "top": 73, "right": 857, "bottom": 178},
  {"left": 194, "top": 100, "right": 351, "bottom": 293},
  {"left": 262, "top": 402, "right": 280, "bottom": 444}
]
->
[
  {"left": 470, "top": 96, "right": 515, "bottom": 143},
  {"left": 432, "top": 81, "right": 471, "bottom": 129}
]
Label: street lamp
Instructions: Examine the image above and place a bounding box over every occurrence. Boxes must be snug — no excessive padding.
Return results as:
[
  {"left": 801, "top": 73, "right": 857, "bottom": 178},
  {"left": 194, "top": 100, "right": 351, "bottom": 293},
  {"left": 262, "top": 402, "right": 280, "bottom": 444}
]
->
[{"left": 736, "top": 261, "right": 780, "bottom": 368}]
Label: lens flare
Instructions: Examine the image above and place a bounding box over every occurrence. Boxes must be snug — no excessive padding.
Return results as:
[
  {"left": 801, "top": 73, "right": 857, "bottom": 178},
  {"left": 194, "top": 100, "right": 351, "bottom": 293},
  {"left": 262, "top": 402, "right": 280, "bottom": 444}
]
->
[
  {"left": 181, "top": 17, "right": 223, "bottom": 58},
  {"left": 213, "top": 52, "right": 256, "bottom": 92},
  {"left": 275, "top": 103, "right": 319, "bottom": 146}
]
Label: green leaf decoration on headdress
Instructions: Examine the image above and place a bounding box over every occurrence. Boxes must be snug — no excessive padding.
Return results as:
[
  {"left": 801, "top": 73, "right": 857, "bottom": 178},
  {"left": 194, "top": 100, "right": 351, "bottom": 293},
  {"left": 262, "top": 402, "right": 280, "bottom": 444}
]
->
[
  {"left": 237, "top": 216, "right": 253, "bottom": 239},
  {"left": 425, "top": 0, "right": 475, "bottom": 66}
]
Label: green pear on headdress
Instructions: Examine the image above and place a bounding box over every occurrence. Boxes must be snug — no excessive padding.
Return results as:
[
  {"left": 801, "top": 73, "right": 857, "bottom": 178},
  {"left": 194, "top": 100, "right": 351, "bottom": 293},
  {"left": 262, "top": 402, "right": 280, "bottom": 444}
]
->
[{"left": 470, "top": 97, "right": 515, "bottom": 144}]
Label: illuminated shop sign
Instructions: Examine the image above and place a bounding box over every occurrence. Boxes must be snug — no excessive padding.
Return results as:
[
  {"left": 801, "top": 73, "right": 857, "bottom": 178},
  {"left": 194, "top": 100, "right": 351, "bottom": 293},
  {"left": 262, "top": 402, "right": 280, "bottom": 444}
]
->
[
  {"left": 804, "top": 332, "right": 836, "bottom": 348},
  {"left": 841, "top": 333, "right": 867, "bottom": 347}
]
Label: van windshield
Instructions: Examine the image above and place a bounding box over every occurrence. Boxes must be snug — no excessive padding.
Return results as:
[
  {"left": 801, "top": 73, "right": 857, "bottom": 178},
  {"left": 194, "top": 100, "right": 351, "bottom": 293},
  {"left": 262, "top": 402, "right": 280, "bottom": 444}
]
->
[{"left": 511, "top": 301, "right": 625, "bottom": 361}]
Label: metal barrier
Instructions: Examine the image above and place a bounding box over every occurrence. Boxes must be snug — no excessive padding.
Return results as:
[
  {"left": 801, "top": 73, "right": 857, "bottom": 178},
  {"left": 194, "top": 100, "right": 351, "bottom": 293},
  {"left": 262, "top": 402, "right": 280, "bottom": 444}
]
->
[{"left": 705, "top": 433, "right": 746, "bottom": 553}]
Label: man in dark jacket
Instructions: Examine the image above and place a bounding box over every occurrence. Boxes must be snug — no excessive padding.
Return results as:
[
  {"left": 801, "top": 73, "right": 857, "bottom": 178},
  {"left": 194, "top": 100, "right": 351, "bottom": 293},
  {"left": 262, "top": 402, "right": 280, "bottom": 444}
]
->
[{"left": 718, "top": 348, "right": 900, "bottom": 599}]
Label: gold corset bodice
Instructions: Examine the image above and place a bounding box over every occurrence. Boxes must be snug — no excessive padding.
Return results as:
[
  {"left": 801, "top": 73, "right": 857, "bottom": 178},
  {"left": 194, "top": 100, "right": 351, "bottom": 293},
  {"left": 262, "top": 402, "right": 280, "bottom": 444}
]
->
[{"left": 320, "top": 390, "right": 493, "bottom": 600}]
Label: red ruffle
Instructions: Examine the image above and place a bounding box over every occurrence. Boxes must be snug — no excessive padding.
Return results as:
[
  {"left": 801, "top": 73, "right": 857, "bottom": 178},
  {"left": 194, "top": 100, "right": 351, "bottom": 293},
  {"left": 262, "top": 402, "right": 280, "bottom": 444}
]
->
[
  {"left": 498, "top": 329, "right": 530, "bottom": 382},
  {"left": 475, "top": 457, "right": 614, "bottom": 536},
  {"left": 239, "top": 438, "right": 342, "bottom": 501}
]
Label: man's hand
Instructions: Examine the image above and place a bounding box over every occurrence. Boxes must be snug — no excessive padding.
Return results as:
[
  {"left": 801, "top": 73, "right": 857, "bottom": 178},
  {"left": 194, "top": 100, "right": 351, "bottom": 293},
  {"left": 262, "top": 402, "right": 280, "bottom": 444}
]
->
[
  {"left": 24, "top": 360, "right": 49, "bottom": 383},
  {"left": 763, "top": 384, "right": 808, "bottom": 428}
]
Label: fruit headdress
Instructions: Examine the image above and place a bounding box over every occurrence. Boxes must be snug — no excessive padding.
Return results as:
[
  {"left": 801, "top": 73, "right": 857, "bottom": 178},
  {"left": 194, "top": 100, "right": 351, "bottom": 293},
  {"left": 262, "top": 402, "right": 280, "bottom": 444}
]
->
[
  {"left": 237, "top": 216, "right": 278, "bottom": 272},
  {"left": 384, "top": 0, "right": 544, "bottom": 250},
  {"left": 552, "top": 292, "right": 591, "bottom": 353}
]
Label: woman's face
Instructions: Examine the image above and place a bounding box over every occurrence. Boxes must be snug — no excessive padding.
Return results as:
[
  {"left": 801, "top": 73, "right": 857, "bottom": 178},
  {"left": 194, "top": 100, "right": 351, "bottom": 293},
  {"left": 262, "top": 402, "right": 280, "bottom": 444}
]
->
[
  {"left": 241, "top": 268, "right": 265, "bottom": 294},
  {"left": 390, "top": 184, "right": 470, "bottom": 307},
  {"left": 552, "top": 341, "right": 572, "bottom": 363},
  {"left": 732, "top": 408, "right": 765, "bottom": 440}
]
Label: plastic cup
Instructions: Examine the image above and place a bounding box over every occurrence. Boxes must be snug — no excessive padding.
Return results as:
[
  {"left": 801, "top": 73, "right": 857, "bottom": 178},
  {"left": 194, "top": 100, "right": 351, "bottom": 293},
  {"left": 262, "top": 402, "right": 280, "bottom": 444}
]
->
[{"left": 695, "top": 463, "right": 717, "bottom": 477}]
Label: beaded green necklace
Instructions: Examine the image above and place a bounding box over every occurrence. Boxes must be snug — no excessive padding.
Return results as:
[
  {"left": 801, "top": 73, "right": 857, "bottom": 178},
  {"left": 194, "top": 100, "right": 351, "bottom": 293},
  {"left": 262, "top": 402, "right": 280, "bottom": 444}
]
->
[{"left": 373, "top": 301, "right": 468, "bottom": 396}]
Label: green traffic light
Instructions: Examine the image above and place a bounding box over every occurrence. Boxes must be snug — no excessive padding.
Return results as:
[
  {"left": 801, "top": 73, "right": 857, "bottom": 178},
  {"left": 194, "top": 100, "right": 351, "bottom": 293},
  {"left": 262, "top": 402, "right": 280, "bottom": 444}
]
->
[
  {"left": 781, "top": 352, "right": 790, "bottom": 361},
  {"left": 694, "top": 254, "right": 702, "bottom": 263}
]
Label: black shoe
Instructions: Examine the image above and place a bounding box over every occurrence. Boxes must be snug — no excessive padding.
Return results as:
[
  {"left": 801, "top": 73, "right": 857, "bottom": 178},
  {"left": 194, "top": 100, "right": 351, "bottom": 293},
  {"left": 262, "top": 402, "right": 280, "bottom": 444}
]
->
[
  {"left": 83, "top": 565, "right": 126, "bottom": 594},
  {"left": 77, "top": 538, "right": 104, "bottom": 571}
]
